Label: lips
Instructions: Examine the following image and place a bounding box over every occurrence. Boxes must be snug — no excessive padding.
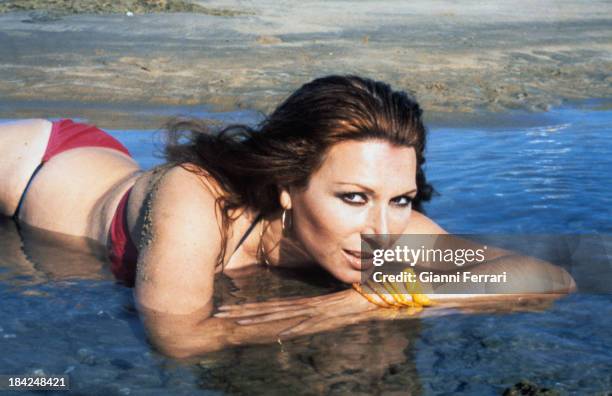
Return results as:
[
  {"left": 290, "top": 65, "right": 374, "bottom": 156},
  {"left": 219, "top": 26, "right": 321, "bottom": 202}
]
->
[{"left": 342, "top": 249, "right": 374, "bottom": 271}]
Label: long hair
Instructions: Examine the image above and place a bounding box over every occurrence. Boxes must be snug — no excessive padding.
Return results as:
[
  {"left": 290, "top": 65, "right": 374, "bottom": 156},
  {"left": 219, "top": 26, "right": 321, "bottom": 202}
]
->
[{"left": 165, "top": 75, "right": 435, "bottom": 267}]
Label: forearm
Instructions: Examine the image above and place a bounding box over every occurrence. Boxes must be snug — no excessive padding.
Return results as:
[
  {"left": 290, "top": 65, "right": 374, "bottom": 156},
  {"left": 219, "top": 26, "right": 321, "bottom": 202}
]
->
[
  {"left": 143, "top": 312, "right": 312, "bottom": 359},
  {"left": 424, "top": 254, "right": 576, "bottom": 295}
]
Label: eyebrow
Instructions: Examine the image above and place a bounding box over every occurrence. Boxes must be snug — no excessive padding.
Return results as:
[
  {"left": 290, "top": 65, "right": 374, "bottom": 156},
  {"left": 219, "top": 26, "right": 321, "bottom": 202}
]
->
[{"left": 334, "top": 182, "right": 417, "bottom": 196}]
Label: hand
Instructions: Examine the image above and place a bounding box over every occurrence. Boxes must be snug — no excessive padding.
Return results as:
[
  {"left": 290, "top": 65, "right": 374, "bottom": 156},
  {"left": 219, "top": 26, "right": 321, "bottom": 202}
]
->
[{"left": 214, "top": 289, "right": 385, "bottom": 338}]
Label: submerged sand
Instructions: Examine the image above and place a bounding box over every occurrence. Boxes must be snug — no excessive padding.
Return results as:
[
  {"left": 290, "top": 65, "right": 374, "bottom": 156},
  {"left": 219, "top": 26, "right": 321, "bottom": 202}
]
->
[{"left": 0, "top": 0, "right": 610, "bottom": 127}]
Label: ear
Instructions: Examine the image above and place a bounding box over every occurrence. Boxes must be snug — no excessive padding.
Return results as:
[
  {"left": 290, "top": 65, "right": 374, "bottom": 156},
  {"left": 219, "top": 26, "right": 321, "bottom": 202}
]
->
[{"left": 279, "top": 187, "right": 293, "bottom": 210}]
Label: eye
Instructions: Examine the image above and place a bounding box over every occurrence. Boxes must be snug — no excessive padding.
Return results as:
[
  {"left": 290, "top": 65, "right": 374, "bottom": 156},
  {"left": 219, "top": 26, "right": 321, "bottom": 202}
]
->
[
  {"left": 391, "top": 195, "right": 414, "bottom": 207},
  {"left": 338, "top": 192, "right": 367, "bottom": 205}
]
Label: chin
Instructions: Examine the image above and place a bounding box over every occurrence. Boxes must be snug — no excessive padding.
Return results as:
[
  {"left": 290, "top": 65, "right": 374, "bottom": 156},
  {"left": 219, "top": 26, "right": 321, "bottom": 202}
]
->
[
  {"left": 316, "top": 252, "right": 361, "bottom": 284},
  {"left": 328, "top": 266, "right": 359, "bottom": 284}
]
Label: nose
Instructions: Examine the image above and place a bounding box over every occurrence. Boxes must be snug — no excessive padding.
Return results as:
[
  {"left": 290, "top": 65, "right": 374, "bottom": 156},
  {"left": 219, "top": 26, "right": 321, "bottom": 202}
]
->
[
  {"left": 361, "top": 206, "right": 392, "bottom": 251},
  {"left": 363, "top": 205, "right": 389, "bottom": 235},
  {"left": 361, "top": 204, "right": 412, "bottom": 249}
]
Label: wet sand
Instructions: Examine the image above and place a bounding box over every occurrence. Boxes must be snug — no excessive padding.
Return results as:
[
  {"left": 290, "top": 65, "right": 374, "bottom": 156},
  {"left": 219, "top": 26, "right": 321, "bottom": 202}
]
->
[{"left": 0, "top": 0, "right": 610, "bottom": 128}]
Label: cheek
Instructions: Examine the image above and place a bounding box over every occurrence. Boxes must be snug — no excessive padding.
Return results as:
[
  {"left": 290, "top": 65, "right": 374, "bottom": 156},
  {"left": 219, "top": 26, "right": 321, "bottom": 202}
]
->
[{"left": 293, "top": 194, "right": 359, "bottom": 254}]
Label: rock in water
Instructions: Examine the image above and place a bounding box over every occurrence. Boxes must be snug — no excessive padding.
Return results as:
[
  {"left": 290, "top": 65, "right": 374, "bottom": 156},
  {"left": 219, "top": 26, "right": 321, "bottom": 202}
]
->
[{"left": 502, "top": 380, "right": 560, "bottom": 396}]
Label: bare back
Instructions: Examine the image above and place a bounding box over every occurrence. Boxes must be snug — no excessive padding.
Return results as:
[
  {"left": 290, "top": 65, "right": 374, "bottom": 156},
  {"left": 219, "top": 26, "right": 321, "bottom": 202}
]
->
[{"left": 0, "top": 119, "right": 265, "bottom": 267}]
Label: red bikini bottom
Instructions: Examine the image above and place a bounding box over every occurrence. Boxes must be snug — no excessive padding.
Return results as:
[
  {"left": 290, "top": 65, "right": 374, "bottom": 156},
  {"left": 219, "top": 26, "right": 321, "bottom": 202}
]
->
[{"left": 16, "top": 119, "right": 138, "bottom": 286}]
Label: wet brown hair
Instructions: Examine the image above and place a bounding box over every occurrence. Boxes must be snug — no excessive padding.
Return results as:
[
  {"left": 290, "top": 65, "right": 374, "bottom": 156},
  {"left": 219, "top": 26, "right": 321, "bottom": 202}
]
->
[{"left": 165, "top": 75, "right": 435, "bottom": 267}]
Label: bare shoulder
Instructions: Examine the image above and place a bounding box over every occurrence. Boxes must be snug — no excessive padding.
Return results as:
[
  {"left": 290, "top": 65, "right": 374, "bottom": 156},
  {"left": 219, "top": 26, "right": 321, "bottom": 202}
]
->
[
  {"left": 139, "top": 163, "right": 227, "bottom": 252},
  {"left": 404, "top": 210, "right": 448, "bottom": 234},
  {"left": 142, "top": 163, "right": 225, "bottom": 229},
  {"left": 134, "top": 163, "right": 223, "bottom": 314}
]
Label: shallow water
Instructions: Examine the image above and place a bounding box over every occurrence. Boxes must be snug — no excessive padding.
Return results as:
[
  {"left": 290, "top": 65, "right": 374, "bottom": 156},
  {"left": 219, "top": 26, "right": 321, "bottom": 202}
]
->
[{"left": 1, "top": 104, "right": 611, "bottom": 395}]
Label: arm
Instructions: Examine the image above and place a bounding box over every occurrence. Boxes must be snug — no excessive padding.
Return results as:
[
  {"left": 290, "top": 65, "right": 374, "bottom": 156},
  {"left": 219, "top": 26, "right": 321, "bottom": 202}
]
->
[
  {"left": 371, "top": 211, "right": 574, "bottom": 298},
  {"left": 215, "top": 211, "right": 576, "bottom": 330},
  {"left": 407, "top": 211, "right": 576, "bottom": 295},
  {"left": 132, "top": 166, "right": 318, "bottom": 358}
]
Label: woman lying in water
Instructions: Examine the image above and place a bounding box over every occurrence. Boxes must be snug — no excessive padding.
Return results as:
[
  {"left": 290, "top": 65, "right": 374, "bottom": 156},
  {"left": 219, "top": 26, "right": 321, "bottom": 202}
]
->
[{"left": 0, "top": 75, "right": 575, "bottom": 358}]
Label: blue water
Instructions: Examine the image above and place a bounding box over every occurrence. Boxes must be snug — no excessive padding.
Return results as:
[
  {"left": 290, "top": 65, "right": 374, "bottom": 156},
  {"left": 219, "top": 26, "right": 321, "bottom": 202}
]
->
[
  {"left": 1, "top": 105, "right": 611, "bottom": 395},
  {"left": 425, "top": 107, "right": 612, "bottom": 235}
]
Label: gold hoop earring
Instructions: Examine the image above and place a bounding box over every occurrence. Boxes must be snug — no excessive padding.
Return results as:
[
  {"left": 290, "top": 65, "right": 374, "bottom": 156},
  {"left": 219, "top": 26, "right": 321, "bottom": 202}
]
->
[{"left": 281, "top": 209, "right": 292, "bottom": 231}]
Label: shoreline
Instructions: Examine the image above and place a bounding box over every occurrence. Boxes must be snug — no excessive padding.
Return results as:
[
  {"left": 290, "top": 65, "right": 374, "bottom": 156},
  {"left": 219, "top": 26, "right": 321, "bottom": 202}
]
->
[
  {"left": 1, "top": 0, "right": 610, "bottom": 128},
  {"left": 2, "top": 97, "right": 609, "bottom": 131}
]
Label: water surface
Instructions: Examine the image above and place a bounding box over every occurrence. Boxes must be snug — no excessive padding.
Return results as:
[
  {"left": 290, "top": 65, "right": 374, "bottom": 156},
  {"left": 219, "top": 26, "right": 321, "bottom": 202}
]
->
[{"left": 1, "top": 104, "right": 611, "bottom": 395}]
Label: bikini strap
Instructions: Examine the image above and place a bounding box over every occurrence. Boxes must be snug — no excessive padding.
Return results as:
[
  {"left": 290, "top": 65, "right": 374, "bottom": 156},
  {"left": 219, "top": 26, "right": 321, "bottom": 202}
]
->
[
  {"left": 13, "top": 162, "right": 45, "bottom": 220},
  {"left": 233, "top": 213, "right": 263, "bottom": 253}
]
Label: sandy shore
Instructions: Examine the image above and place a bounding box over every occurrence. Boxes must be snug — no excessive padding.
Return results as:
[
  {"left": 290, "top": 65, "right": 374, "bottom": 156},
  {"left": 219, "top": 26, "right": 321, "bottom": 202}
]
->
[{"left": 0, "top": 0, "right": 610, "bottom": 128}]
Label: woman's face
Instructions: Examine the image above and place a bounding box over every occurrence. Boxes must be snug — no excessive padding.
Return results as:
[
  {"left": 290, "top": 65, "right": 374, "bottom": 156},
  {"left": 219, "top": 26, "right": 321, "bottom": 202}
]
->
[{"left": 286, "top": 139, "right": 418, "bottom": 283}]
